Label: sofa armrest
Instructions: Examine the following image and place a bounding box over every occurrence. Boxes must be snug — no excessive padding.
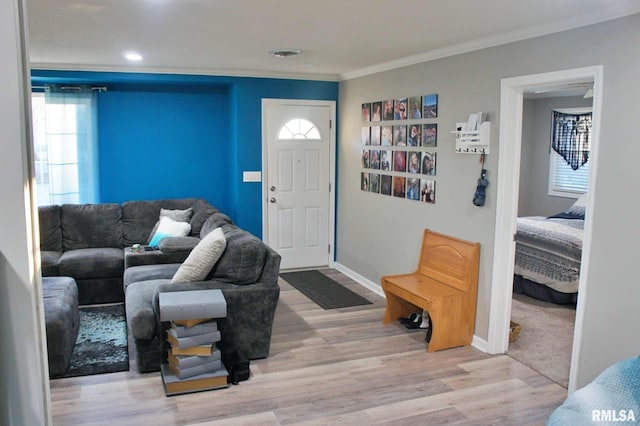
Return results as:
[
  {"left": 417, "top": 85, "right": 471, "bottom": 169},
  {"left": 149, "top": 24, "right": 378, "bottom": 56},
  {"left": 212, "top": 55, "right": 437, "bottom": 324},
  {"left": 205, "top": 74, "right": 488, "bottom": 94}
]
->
[
  {"left": 152, "top": 279, "right": 280, "bottom": 360},
  {"left": 158, "top": 236, "right": 200, "bottom": 253}
]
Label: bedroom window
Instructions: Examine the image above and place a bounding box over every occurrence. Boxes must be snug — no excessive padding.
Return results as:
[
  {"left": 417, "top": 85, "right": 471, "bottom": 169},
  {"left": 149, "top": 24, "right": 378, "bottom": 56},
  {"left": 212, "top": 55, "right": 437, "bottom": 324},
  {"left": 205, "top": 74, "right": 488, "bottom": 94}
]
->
[
  {"left": 31, "top": 86, "right": 101, "bottom": 206},
  {"left": 548, "top": 108, "right": 591, "bottom": 198}
]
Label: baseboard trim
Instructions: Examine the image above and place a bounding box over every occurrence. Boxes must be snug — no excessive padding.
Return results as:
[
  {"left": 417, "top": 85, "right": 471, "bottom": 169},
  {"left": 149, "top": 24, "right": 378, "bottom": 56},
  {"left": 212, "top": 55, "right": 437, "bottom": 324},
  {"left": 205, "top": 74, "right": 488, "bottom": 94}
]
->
[
  {"left": 471, "top": 335, "right": 489, "bottom": 353},
  {"left": 333, "top": 262, "right": 385, "bottom": 298}
]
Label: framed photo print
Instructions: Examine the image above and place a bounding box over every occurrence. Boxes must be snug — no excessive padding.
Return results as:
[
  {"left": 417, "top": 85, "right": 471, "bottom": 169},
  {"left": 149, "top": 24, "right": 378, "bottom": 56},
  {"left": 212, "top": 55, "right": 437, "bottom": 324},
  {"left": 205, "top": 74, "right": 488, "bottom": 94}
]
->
[
  {"left": 380, "top": 175, "right": 392, "bottom": 195},
  {"left": 422, "top": 94, "right": 438, "bottom": 118},
  {"left": 369, "top": 149, "right": 380, "bottom": 169},
  {"left": 381, "top": 125, "right": 393, "bottom": 145},
  {"left": 393, "top": 176, "right": 406, "bottom": 198},
  {"left": 420, "top": 179, "right": 436, "bottom": 204},
  {"left": 382, "top": 99, "right": 394, "bottom": 121},
  {"left": 406, "top": 178, "right": 420, "bottom": 201},
  {"left": 421, "top": 151, "right": 436, "bottom": 176},
  {"left": 370, "top": 125, "right": 381, "bottom": 145},
  {"left": 369, "top": 173, "right": 380, "bottom": 193},
  {"left": 394, "top": 98, "right": 408, "bottom": 120},
  {"left": 362, "top": 103, "right": 371, "bottom": 122},
  {"left": 361, "top": 126, "right": 370, "bottom": 146},
  {"left": 407, "top": 151, "right": 421, "bottom": 174},
  {"left": 422, "top": 123, "right": 437, "bottom": 147},
  {"left": 362, "top": 149, "right": 370, "bottom": 168},
  {"left": 407, "top": 124, "right": 421, "bottom": 146},
  {"left": 371, "top": 101, "right": 382, "bottom": 121},
  {"left": 361, "top": 173, "right": 369, "bottom": 191},
  {"left": 380, "top": 150, "right": 392, "bottom": 171},
  {"left": 408, "top": 96, "right": 422, "bottom": 119},
  {"left": 393, "top": 125, "right": 407, "bottom": 146},
  {"left": 393, "top": 150, "right": 406, "bottom": 172}
]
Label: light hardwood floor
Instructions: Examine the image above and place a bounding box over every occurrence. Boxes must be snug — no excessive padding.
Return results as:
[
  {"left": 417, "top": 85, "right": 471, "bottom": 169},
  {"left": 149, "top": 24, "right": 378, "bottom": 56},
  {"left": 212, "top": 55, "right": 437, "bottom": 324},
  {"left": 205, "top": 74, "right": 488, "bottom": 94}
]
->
[{"left": 50, "top": 269, "right": 567, "bottom": 425}]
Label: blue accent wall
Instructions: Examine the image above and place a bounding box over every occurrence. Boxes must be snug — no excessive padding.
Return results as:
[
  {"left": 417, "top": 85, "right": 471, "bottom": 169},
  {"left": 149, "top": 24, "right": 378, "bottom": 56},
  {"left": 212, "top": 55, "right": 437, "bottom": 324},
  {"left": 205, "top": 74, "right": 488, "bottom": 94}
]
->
[{"left": 31, "top": 70, "right": 339, "bottom": 237}]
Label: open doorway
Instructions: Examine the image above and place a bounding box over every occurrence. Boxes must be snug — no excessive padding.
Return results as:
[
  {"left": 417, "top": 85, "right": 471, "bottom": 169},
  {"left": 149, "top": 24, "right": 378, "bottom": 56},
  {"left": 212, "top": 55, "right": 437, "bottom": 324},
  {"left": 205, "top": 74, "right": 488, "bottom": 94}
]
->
[
  {"left": 508, "top": 89, "right": 593, "bottom": 388},
  {"left": 487, "top": 66, "right": 603, "bottom": 394}
]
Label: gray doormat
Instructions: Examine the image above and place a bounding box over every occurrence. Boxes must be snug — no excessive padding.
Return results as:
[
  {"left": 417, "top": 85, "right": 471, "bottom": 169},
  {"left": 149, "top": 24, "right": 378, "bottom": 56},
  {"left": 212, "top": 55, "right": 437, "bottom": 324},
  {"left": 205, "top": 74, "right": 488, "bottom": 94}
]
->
[{"left": 280, "top": 270, "right": 372, "bottom": 309}]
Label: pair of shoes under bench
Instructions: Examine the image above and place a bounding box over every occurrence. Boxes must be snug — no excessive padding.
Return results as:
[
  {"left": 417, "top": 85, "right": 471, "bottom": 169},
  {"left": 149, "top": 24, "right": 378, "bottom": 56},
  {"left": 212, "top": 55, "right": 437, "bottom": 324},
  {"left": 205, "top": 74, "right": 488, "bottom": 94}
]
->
[{"left": 400, "top": 312, "right": 430, "bottom": 330}]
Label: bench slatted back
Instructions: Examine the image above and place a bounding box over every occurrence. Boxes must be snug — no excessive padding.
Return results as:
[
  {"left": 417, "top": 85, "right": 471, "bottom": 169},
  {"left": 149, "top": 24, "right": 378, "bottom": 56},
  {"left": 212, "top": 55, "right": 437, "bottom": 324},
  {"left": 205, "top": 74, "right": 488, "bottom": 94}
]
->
[{"left": 417, "top": 229, "right": 480, "bottom": 294}]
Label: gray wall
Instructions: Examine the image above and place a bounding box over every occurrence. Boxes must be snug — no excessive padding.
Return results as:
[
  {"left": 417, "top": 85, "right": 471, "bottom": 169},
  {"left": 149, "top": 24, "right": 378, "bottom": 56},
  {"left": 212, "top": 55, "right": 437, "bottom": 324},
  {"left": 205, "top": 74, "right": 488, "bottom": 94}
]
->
[
  {"left": 337, "top": 13, "right": 640, "bottom": 388},
  {"left": 1, "top": 0, "right": 49, "bottom": 424},
  {"left": 518, "top": 96, "right": 592, "bottom": 217}
]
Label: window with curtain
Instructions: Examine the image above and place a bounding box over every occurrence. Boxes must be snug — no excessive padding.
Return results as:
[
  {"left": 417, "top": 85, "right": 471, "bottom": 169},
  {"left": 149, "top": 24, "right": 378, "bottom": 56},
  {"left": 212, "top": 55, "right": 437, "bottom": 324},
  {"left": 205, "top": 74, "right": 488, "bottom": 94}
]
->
[
  {"left": 548, "top": 109, "right": 591, "bottom": 197},
  {"left": 31, "top": 85, "right": 100, "bottom": 206}
]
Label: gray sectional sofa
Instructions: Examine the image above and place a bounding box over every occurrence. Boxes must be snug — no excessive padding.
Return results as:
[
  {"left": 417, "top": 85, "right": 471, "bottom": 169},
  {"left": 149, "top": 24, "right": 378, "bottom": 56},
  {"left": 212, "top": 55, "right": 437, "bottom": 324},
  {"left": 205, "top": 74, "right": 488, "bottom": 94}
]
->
[{"left": 38, "top": 198, "right": 281, "bottom": 374}]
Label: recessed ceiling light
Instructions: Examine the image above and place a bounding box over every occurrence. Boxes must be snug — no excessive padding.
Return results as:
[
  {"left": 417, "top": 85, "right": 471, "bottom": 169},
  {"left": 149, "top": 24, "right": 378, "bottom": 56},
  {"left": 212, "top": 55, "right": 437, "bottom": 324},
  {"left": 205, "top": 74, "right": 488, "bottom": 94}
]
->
[
  {"left": 124, "top": 52, "right": 143, "bottom": 61},
  {"left": 269, "top": 49, "right": 302, "bottom": 58}
]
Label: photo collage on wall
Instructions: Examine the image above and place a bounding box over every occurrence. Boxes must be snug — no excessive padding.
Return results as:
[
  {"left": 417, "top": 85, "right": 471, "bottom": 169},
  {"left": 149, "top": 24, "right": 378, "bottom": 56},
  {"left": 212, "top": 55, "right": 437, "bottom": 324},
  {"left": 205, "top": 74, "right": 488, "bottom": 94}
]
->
[{"left": 361, "top": 94, "right": 438, "bottom": 204}]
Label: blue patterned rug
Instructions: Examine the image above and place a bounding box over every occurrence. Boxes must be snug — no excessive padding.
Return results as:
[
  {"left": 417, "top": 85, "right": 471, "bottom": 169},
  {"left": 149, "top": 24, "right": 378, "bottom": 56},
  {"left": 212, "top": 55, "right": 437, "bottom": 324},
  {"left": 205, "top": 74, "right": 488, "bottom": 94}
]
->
[{"left": 63, "top": 303, "right": 129, "bottom": 378}]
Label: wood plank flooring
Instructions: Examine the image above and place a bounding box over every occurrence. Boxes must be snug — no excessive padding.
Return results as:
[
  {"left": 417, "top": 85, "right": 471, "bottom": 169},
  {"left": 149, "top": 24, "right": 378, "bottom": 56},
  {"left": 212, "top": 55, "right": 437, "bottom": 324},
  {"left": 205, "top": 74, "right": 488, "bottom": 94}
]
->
[{"left": 49, "top": 268, "right": 567, "bottom": 425}]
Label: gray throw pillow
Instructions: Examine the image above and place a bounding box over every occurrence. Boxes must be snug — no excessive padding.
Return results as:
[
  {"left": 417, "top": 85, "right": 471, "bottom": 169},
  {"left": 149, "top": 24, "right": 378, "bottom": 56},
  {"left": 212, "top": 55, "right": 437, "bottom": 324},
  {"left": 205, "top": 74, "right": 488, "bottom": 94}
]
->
[{"left": 171, "top": 227, "right": 227, "bottom": 283}]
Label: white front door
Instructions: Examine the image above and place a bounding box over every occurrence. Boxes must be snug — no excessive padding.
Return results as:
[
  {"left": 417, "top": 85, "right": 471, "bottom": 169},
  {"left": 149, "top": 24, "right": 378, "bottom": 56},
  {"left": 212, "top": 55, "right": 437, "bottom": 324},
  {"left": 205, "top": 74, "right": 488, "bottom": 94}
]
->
[{"left": 263, "top": 100, "right": 334, "bottom": 270}]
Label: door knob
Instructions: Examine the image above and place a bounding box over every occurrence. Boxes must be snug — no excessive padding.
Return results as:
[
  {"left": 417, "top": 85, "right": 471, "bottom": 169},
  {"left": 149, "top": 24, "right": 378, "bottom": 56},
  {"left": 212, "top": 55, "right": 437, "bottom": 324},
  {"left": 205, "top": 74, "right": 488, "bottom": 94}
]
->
[
  {"left": 270, "top": 186, "right": 276, "bottom": 192},
  {"left": 270, "top": 197, "right": 276, "bottom": 203}
]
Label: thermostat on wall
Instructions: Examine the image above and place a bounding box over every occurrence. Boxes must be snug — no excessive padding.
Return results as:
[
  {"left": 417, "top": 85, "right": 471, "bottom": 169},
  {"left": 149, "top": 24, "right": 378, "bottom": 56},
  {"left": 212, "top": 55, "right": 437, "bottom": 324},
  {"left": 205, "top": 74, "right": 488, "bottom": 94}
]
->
[{"left": 243, "top": 171, "right": 262, "bottom": 182}]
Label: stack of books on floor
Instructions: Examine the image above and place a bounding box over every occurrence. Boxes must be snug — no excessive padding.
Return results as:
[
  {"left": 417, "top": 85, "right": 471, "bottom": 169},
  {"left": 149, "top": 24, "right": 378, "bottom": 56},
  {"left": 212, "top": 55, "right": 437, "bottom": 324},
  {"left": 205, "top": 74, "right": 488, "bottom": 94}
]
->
[{"left": 158, "top": 289, "right": 228, "bottom": 396}]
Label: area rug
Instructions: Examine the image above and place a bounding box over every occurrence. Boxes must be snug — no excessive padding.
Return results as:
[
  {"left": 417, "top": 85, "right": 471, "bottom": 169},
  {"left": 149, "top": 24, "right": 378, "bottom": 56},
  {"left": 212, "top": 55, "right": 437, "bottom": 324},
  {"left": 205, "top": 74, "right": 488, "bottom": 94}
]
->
[
  {"left": 63, "top": 303, "right": 129, "bottom": 378},
  {"left": 280, "top": 270, "right": 372, "bottom": 309}
]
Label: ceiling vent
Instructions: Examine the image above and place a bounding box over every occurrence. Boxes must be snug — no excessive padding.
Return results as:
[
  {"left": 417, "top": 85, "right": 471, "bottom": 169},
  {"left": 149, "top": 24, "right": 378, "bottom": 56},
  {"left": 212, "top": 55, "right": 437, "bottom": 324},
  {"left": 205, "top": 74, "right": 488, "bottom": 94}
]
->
[{"left": 270, "top": 49, "right": 302, "bottom": 58}]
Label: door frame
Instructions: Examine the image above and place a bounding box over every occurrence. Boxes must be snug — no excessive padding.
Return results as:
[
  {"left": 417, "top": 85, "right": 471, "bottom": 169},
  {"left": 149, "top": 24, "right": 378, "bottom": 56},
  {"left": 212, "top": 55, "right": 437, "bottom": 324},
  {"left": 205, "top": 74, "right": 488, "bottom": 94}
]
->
[
  {"left": 487, "top": 65, "right": 603, "bottom": 393},
  {"left": 261, "top": 98, "right": 336, "bottom": 269}
]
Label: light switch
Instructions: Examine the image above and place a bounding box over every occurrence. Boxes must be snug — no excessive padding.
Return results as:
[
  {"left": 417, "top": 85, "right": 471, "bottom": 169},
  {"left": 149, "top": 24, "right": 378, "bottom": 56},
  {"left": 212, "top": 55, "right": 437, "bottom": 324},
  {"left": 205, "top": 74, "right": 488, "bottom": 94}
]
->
[{"left": 243, "top": 171, "right": 262, "bottom": 182}]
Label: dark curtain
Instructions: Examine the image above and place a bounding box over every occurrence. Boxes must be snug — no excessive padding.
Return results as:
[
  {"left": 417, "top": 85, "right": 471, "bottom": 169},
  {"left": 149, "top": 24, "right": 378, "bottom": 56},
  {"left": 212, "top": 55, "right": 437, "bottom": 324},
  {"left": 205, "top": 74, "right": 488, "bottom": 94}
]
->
[{"left": 552, "top": 111, "right": 592, "bottom": 170}]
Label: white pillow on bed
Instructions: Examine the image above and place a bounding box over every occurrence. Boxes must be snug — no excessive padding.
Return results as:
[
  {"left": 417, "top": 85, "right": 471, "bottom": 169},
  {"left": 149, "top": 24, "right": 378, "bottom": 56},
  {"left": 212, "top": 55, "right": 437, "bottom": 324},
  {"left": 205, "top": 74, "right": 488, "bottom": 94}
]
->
[{"left": 572, "top": 193, "right": 588, "bottom": 209}]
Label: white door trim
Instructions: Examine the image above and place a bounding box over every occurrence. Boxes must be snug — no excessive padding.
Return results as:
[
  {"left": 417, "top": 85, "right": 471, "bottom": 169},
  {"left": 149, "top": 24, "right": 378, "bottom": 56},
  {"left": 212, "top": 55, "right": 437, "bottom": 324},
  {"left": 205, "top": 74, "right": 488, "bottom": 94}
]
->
[
  {"left": 261, "top": 98, "right": 336, "bottom": 268},
  {"left": 488, "top": 65, "right": 603, "bottom": 394}
]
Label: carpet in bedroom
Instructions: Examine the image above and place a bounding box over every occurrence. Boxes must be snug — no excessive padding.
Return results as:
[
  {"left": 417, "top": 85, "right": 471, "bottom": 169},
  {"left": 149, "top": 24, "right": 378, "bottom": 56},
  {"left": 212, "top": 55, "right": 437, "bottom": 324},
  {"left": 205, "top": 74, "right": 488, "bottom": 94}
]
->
[{"left": 508, "top": 293, "right": 576, "bottom": 388}]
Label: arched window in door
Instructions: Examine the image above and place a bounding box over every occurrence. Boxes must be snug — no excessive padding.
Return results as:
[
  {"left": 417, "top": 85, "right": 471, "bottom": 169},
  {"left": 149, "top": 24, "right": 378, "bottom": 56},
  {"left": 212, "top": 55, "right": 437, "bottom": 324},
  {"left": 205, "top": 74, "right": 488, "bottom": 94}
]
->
[{"left": 278, "top": 118, "right": 321, "bottom": 140}]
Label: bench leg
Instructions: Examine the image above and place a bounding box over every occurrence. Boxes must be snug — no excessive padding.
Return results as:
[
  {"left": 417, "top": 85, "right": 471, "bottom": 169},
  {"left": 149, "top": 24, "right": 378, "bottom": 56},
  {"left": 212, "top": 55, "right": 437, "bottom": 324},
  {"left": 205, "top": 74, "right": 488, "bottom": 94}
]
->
[{"left": 427, "top": 299, "right": 465, "bottom": 352}]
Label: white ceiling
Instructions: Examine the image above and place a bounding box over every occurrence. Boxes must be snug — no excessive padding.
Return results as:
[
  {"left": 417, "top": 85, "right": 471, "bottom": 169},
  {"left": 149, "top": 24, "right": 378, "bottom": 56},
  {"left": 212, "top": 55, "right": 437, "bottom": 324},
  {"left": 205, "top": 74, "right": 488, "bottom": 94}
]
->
[{"left": 26, "top": 0, "right": 640, "bottom": 81}]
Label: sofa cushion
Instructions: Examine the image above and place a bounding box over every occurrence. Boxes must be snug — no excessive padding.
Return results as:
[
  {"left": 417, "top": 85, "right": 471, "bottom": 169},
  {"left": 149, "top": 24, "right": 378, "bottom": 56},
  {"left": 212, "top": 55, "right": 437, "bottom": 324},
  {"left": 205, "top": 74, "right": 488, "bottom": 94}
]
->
[
  {"left": 121, "top": 198, "right": 216, "bottom": 246},
  {"left": 59, "top": 248, "right": 124, "bottom": 279},
  {"left": 190, "top": 201, "right": 219, "bottom": 236},
  {"left": 61, "top": 203, "right": 123, "bottom": 250},
  {"left": 209, "top": 224, "right": 266, "bottom": 284},
  {"left": 200, "top": 212, "right": 233, "bottom": 238},
  {"left": 124, "top": 263, "right": 181, "bottom": 291},
  {"left": 39, "top": 205, "right": 62, "bottom": 252},
  {"left": 148, "top": 216, "right": 191, "bottom": 248},
  {"left": 171, "top": 228, "right": 227, "bottom": 283},
  {"left": 40, "top": 250, "right": 61, "bottom": 276},
  {"left": 125, "top": 279, "right": 170, "bottom": 340}
]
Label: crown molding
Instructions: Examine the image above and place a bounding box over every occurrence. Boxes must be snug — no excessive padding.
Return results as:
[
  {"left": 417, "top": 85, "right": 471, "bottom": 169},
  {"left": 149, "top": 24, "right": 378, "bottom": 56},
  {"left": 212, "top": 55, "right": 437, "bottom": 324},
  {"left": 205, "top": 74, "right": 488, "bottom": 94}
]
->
[
  {"left": 340, "top": 8, "right": 640, "bottom": 81},
  {"left": 28, "top": 63, "right": 340, "bottom": 82}
]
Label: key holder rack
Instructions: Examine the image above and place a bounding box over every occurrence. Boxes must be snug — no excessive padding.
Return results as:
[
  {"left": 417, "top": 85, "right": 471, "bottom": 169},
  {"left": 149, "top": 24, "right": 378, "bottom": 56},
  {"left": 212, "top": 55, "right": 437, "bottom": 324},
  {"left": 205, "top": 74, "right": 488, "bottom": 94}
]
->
[{"left": 452, "top": 121, "right": 490, "bottom": 154}]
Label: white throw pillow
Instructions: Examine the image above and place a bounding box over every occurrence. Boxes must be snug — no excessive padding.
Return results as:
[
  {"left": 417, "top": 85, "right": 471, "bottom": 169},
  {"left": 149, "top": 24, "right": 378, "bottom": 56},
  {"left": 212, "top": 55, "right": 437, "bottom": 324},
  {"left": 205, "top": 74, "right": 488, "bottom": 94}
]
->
[
  {"left": 148, "top": 216, "right": 191, "bottom": 248},
  {"left": 171, "top": 227, "right": 227, "bottom": 283},
  {"left": 147, "top": 207, "right": 193, "bottom": 244}
]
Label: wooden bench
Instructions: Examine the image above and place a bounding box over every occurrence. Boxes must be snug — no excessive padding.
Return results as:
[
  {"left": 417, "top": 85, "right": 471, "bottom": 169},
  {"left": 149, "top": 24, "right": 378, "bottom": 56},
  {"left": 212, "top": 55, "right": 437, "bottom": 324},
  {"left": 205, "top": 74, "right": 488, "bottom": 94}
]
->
[{"left": 382, "top": 229, "right": 480, "bottom": 352}]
